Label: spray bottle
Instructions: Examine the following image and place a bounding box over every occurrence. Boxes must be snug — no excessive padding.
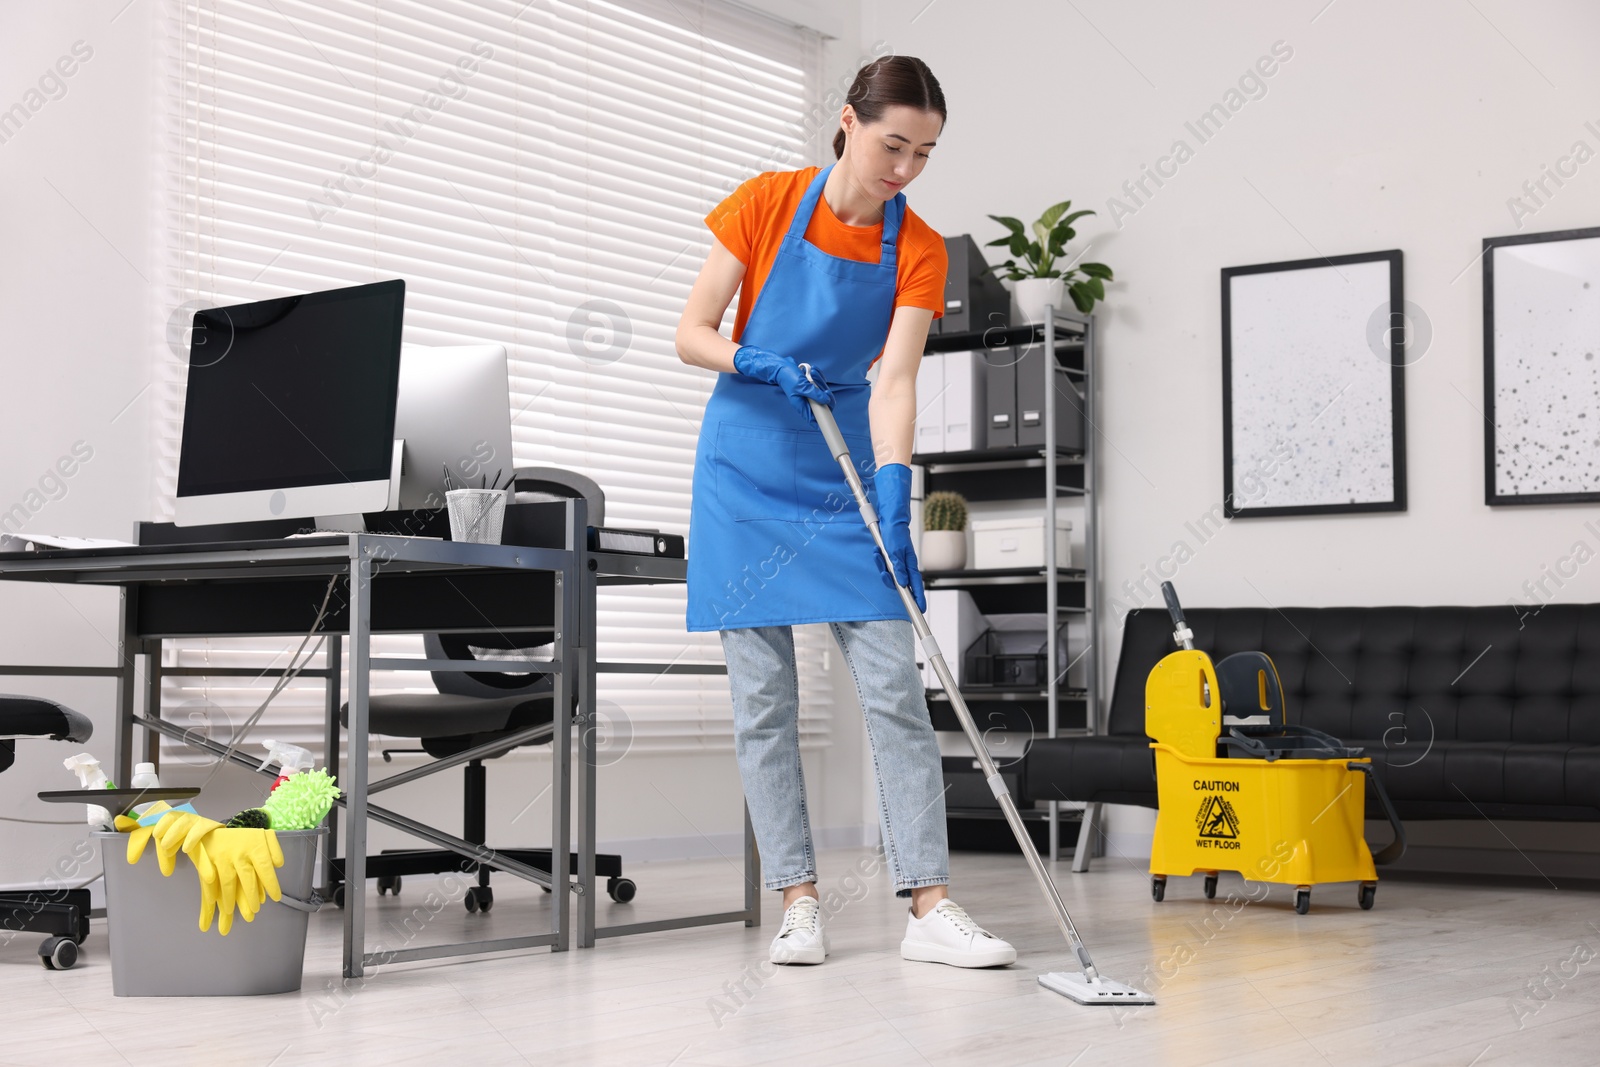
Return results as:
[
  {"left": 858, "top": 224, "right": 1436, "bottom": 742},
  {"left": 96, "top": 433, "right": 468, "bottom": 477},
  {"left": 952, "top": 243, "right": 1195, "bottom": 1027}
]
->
[
  {"left": 258, "top": 739, "right": 316, "bottom": 792},
  {"left": 63, "top": 753, "right": 115, "bottom": 830}
]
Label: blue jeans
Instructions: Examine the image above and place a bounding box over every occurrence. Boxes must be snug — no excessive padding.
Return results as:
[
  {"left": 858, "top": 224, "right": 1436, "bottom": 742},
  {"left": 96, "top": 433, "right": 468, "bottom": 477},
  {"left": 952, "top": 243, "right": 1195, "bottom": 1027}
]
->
[{"left": 719, "top": 619, "right": 950, "bottom": 898}]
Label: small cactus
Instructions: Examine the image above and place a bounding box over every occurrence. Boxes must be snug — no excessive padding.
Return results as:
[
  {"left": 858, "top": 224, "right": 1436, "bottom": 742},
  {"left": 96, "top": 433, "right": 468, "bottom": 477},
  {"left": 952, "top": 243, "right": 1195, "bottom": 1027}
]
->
[{"left": 923, "top": 491, "right": 968, "bottom": 532}]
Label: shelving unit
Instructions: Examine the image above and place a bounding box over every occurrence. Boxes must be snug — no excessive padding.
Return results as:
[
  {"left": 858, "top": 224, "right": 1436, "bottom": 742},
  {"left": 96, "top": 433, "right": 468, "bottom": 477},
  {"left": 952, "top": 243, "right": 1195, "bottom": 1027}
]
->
[{"left": 915, "top": 307, "right": 1101, "bottom": 863}]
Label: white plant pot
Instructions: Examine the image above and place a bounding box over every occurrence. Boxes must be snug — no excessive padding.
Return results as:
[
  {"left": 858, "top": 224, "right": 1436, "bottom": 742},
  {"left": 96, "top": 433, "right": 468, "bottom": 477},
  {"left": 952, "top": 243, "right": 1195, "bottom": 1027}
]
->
[
  {"left": 920, "top": 529, "right": 967, "bottom": 571},
  {"left": 1013, "top": 277, "right": 1066, "bottom": 323}
]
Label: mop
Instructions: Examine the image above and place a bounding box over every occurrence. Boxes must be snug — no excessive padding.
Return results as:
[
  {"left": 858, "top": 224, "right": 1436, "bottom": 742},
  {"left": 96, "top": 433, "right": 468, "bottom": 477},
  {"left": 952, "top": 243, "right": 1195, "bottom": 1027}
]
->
[{"left": 799, "top": 365, "right": 1153, "bottom": 1006}]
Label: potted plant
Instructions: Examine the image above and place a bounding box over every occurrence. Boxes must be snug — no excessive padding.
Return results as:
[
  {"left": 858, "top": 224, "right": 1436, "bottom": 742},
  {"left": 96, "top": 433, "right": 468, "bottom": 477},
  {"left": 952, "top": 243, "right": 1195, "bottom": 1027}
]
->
[
  {"left": 920, "top": 491, "right": 969, "bottom": 571},
  {"left": 985, "top": 200, "right": 1114, "bottom": 323}
]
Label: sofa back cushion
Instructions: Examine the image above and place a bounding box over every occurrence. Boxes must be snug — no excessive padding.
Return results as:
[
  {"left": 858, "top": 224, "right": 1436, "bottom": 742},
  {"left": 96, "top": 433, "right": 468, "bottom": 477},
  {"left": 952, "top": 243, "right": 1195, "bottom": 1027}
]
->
[{"left": 1107, "top": 604, "right": 1600, "bottom": 745}]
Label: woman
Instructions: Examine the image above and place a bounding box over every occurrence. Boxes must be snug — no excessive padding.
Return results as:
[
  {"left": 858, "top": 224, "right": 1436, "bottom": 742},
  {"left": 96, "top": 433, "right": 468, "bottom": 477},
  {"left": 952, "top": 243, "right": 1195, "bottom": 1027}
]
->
[{"left": 675, "top": 56, "right": 1015, "bottom": 969}]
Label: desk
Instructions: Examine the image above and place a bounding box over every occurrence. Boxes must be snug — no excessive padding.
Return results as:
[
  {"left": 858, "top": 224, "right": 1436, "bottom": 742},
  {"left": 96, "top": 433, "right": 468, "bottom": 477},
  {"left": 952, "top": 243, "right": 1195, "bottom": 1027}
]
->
[{"left": 0, "top": 500, "right": 756, "bottom": 977}]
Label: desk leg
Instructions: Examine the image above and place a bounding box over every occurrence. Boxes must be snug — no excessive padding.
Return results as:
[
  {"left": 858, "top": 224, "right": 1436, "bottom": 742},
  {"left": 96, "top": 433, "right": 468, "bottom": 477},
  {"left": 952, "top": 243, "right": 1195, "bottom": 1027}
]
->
[
  {"left": 744, "top": 799, "right": 760, "bottom": 927},
  {"left": 576, "top": 537, "right": 598, "bottom": 949},
  {"left": 343, "top": 552, "right": 372, "bottom": 979},
  {"left": 552, "top": 562, "right": 573, "bottom": 952},
  {"left": 143, "top": 643, "right": 163, "bottom": 767},
  {"left": 113, "top": 588, "right": 139, "bottom": 786},
  {"left": 322, "top": 637, "right": 342, "bottom": 895}
]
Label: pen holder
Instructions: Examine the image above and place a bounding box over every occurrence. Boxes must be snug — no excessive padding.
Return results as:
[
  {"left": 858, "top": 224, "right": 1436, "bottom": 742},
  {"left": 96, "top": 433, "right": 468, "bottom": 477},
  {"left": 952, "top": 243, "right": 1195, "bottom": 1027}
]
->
[{"left": 446, "top": 489, "right": 509, "bottom": 544}]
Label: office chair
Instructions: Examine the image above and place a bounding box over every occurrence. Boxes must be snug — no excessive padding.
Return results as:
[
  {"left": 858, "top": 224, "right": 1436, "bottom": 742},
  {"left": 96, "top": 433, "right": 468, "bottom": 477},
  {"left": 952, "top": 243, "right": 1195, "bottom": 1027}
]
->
[
  {"left": 0, "top": 694, "right": 96, "bottom": 969},
  {"left": 329, "top": 467, "right": 635, "bottom": 912}
]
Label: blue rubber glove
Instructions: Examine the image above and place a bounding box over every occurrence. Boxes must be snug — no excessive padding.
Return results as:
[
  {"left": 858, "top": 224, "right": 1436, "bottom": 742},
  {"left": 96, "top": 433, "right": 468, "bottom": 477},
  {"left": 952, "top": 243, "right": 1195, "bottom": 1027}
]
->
[
  {"left": 872, "top": 463, "right": 926, "bottom": 613},
  {"left": 732, "top": 345, "right": 834, "bottom": 424}
]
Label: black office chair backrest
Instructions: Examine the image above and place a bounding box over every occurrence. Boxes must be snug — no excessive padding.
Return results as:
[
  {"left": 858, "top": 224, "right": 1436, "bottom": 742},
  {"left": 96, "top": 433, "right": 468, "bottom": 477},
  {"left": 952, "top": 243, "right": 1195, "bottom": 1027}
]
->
[
  {"left": 512, "top": 466, "right": 605, "bottom": 527},
  {"left": 424, "top": 632, "right": 554, "bottom": 699},
  {"left": 420, "top": 465, "right": 602, "bottom": 701}
]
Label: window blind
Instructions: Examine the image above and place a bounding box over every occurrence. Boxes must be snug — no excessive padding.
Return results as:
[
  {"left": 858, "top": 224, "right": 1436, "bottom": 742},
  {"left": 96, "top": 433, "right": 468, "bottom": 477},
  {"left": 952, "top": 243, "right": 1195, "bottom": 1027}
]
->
[{"left": 158, "top": 0, "right": 833, "bottom": 762}]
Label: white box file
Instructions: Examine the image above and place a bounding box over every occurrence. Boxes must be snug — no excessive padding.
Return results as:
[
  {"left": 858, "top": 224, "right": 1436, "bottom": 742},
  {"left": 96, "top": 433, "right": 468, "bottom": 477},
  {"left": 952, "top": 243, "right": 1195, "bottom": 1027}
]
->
[
  {"left": 915, "top": 588, "right": 988, "bottom": 688},
  {"left": 914, "top": 351, "right": 944, "bottom": 455}
]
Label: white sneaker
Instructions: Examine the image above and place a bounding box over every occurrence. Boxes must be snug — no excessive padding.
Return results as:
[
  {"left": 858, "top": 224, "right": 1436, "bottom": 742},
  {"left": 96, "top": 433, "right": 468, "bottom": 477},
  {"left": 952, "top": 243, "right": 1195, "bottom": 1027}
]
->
[
  {"left": 901, "top": 899, "right": 1016, "bottom": 968},
  {"left": 769, "top": 895, "right": 828, "bottom": 965}
]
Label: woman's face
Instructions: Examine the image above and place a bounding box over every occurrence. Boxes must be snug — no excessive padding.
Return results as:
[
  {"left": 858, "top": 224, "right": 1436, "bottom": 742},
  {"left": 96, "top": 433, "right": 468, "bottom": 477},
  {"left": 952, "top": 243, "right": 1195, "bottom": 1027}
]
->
[{"left": 843, "top": 104, "right": 941, "bottom": 200}]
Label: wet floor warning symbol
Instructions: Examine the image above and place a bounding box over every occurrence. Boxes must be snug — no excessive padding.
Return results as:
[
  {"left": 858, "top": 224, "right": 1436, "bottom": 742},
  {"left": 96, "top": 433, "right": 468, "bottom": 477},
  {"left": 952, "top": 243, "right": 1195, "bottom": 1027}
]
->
[{"left": 1196, "top": 795, "right": 1241, "bottom": 840}]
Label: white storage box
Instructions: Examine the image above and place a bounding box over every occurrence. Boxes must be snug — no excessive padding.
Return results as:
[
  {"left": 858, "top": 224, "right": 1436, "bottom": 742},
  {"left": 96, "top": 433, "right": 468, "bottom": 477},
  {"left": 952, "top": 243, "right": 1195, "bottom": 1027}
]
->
[{"left": 971, "top": 516, "right": 1072, "bottom": 570}]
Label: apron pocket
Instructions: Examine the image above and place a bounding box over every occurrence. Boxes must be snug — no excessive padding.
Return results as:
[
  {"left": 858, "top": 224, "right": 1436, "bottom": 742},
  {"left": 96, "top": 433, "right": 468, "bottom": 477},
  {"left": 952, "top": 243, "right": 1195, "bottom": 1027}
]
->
[
  {"left": 793, "top": 425, "right": 875, "bottom": 528},
  {"left": 715, "top": 421, "right": 801, "bottom": 522}
]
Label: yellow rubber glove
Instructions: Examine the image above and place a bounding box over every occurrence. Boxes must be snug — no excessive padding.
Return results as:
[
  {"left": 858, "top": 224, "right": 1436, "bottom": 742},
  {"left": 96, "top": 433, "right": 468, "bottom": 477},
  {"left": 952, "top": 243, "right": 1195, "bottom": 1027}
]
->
[
  {"left": 150, "top": 810, "right": 225, "bottom": 878},
  {"left": 189, "top": 827, "right": 284, "bottom": 935},
  {"left": 114, "top": 802, "right": 174, "bottom": 866}
]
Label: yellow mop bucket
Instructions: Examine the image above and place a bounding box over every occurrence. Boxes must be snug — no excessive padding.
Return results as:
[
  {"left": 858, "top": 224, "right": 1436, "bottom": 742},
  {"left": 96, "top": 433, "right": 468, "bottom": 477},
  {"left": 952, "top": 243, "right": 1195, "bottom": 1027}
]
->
[{"left": 1145, "top": 584, "right": 1404, "bottom": 914}]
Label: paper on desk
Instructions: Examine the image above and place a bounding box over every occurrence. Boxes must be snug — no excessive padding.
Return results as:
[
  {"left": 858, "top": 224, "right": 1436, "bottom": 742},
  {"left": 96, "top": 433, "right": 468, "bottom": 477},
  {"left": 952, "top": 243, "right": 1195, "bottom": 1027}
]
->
[{"left": 0, "top": 533, "right": 136, "bottom": 553}]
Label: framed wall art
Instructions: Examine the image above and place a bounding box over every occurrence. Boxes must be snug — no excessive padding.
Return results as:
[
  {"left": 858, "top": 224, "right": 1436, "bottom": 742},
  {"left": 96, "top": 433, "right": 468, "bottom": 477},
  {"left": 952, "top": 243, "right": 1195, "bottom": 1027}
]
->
[
  {"left": 1482, "top": 224, "right": 1600, "bottom": 506},
  {"left": 1221, "top": 249, "right": 1407, "bottom": 518}
]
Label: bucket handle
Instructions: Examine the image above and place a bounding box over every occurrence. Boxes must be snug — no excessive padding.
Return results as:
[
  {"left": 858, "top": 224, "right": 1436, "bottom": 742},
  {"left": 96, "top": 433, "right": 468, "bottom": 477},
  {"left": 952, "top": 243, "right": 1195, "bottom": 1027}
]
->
[
  {"left": 272, "top": 890, "right": 324, "bottom": 914},
  {"left": 1347, "top": 762, "right": 1406, "bottom": 866}
]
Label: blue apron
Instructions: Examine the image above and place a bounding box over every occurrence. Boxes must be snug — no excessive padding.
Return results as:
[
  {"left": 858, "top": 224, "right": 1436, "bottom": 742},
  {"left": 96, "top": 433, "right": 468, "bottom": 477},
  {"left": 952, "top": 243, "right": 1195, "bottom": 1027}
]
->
[{"left": 686, "top": 163, "right": 910, "bottom": 632}]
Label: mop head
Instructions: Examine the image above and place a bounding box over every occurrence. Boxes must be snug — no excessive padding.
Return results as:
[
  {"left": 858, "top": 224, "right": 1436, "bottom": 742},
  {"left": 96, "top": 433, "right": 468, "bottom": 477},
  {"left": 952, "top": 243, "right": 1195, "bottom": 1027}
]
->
[{"left": 1038, "top": 972, "right": 1155, "bottom": 1005}]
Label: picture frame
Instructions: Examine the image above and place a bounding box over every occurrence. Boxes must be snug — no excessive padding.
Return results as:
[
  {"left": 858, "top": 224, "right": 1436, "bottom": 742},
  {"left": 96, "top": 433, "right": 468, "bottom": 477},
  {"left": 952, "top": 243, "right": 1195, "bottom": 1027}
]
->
[
  {"left": 1481, "top": 224, "right": 1600, "bottom": 506},
  {"left": 1220, "top": 250, "right": 1407, "bottom": 518}
]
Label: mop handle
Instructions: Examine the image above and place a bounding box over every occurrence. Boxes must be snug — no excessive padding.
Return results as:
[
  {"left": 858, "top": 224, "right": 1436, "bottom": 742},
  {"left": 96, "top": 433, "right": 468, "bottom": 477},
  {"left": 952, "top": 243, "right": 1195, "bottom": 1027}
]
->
[
  {"left": 800, "top": 375, "right": 1101, "bottom": 979},
  {"left": 1161, "top": 580, "right": 1195, "bottom": 650}
]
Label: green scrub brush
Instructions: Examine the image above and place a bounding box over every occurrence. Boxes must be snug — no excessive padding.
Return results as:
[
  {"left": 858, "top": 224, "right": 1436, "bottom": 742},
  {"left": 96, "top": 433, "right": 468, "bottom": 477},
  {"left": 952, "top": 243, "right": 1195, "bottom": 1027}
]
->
[
  {"left": 226, "top": 808, "right": 272, "bottom": 829},
  {"left": 224, "top": 768, "right": 342, "bottom": 831}
]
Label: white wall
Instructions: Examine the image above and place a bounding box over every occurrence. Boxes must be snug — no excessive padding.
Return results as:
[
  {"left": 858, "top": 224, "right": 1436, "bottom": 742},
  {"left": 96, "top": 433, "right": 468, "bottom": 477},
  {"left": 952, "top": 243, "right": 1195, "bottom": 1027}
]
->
[
  {"left": 860, "top": 0, "right": 1600, "bottom": 858},
  {"left": 0, "top": 1, "right": 155, "bottom": 891}
]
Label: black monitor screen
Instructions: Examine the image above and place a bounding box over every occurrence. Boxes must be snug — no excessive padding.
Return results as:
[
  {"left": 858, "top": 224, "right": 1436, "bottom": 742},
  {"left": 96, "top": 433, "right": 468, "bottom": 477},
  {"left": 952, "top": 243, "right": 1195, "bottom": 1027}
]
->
[{"left": 176, "top": 280, "right": 406, "bottom": 498}]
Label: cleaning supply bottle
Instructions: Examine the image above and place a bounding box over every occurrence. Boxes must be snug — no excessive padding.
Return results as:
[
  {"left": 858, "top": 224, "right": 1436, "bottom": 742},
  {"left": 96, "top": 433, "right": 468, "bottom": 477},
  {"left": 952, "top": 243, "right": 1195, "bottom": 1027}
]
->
[
  {"left": 258, "top": 740, "right": 316, "bottom": 792},
  {"left": 129, "top": 762, "right": 162, "bottom": 815},
  {"left": 63, "top": 753, "right": 115, "bottom": 830}
]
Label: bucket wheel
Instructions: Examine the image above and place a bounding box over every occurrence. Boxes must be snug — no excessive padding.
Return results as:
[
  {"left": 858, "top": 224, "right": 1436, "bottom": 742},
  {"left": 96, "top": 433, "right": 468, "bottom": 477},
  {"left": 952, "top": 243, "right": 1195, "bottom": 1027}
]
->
[
  {"left": 1358, "top": 882, "right": 1376, "bottom": 910},
  {"left": 1203, "top": 873, "right": 1218, "bottom": 900},
  {"left": 1151, "top": 876, "right": 1166, "bottom": 902},
  {"left": 1294, "top": 887, "right": 1311, "bottom": 915}
]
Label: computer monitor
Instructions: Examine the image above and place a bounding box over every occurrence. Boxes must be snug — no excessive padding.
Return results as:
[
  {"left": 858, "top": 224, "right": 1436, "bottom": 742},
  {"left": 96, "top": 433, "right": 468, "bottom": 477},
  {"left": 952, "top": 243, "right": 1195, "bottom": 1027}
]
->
[
  {"left": 173, "top": 279, "right": 406, "bottom": 527},
  {"left": 393, "top": 343, "right": 515, "bottom": 510}
]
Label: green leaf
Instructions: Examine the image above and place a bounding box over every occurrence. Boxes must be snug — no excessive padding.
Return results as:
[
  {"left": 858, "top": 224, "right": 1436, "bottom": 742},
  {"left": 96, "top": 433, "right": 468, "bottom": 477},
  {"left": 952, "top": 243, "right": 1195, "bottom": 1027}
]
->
[
  {"left": 1037, "top": 200, "right": 1074, "bottom": 231},
  {"left": 1058, "top": 208, "right": 1095, "bottom": 228},
  {"left": 1079, "top": 262, "right": 1113, "bottom": 280},
  {"left": 1087, "top": 277, "right": 1105, "bottom": 300},
  {"left": 983, "top": 236, "right": 1014, "bottom": 248},
  {"left": 1068, "top": 282, "right": 1094, "bottom": 314},
  {"left": 987, "top": 214, "right": 1025, "bottom": 237},
  {"left": 1009, "top": 234, "right": 1030, "bottom": 258}
]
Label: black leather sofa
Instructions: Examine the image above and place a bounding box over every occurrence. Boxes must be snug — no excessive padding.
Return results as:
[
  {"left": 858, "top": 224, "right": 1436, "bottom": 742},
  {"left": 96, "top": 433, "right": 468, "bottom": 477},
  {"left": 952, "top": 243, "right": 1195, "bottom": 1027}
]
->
[{"left": 1024, "top": 603, "right": 1600, "bottom": 867}]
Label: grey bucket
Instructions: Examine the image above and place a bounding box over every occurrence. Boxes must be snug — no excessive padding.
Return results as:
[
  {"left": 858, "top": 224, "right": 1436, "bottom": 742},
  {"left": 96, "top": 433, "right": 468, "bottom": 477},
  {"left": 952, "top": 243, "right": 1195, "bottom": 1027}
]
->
[{"left": 94, "top": 826, "right": 325, "bottom": 996}]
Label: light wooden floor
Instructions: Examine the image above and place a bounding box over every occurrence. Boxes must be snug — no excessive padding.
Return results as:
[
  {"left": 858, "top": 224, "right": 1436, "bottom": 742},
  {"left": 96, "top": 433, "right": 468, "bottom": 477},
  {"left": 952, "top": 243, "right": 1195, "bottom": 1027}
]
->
[{"left": 6, "top": 845, "right": 1599, "bottom": 1065}]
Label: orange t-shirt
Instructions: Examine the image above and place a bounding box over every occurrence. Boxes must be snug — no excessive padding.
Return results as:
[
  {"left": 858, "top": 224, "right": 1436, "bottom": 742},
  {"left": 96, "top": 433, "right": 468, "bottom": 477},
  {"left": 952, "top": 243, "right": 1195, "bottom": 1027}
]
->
[{"left": 704, "top": 166, "right": 947, "bottom": 365}]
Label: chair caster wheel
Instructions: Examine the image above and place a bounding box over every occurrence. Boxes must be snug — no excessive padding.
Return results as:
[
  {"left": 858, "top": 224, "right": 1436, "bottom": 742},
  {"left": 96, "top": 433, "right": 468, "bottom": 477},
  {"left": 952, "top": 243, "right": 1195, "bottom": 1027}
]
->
[
  {"left": 377, "top": 875, "right": 402, "bottom": 896},
  {"left": 607, "top": 877, "right": 636, "bottom": 903},
  {"left": 1359, "top": 883, "right": 1376, "bottom": 910},
  {"left": 1294, "top": 888, "right": 1311, "bottom": 915},
  {"left": 332, "top": 884, "right": 347, "bottom": 909},
  {"left": 1151, "top": 876, "right": 1166, "bottom": 902},
  {"left": 465, "top": 886, "right": 494, "bottom": 914},
  {"left": 1203, "top": 874, "right": 1218, "bottom": 900},
  {"left": 39, "top": 936, "right": 78, "bottom": 970}
]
